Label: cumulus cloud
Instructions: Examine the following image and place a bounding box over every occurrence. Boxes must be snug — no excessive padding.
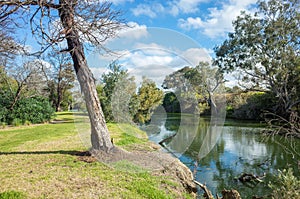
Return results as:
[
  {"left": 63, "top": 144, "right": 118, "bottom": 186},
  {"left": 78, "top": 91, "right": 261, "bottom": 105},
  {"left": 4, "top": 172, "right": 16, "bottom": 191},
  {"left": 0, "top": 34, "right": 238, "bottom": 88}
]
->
[
  {"left": 89, "top": 33, "right": 212, "bottom": 86},
  {"left": 109, "top": 0, "right": 134, "bottom": 5},
  {"left": 180, "top": 48, "right": 211, "bottom": 65},
  {"left": 131, "top": 4, "right": 160, "bottom": 18},
  {"left": 178, "top": 0, "right": 257, "bottom": 38},
  {"left": 131, "top": 0, "right": 208, "bottom": 18},
  {"left": 169, "top": 0, "right": 209, "bottom": 15},
  {"left": 115, "top": 45, "right": 211, "bottom": 86},
  {"left": 118, "top": 22, "right": 148, "bottom": 40}
]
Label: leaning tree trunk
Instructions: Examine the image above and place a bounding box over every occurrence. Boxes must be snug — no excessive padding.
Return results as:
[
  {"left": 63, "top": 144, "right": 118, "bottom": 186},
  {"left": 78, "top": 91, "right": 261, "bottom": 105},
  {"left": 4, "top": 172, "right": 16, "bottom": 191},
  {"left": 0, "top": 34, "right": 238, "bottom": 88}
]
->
[{"left": 59, "top": 0, "right": 113, "bottom": 152}]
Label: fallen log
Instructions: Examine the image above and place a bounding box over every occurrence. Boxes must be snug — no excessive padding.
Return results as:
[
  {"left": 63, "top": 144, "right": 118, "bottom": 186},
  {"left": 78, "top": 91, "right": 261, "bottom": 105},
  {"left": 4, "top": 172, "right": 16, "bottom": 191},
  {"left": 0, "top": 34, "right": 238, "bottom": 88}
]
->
[
  {"left": 158, "top": 133, "right": 177, "bottom": 146},
  {"left": 194, "top": 180, "right": 242, "bottom": 199},
  {"left": 194, "top": 180, "right": 214, "bottom": 199}
]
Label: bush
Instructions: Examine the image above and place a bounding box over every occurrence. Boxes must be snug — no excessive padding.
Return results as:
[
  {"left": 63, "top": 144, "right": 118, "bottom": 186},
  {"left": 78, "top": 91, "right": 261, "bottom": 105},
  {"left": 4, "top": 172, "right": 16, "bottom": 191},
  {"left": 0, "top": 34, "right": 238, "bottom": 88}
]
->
[
  {"left": 268, "top": 168, "right": 300, "bottom": 199},
  {"left": 0, "top": 93, "right": 54, "bottom": 125},
  {"left": 0, "top": 122, "right": 6, "bottom": 129},
  {"left": 227, "top": 92, "right": 276, "bottom": 120},
  {"left": 13, "top": 97, "right": 54, "bottom": 124},
  {"left": 12, "top": 118, "right": 22, "bottom": 127}
]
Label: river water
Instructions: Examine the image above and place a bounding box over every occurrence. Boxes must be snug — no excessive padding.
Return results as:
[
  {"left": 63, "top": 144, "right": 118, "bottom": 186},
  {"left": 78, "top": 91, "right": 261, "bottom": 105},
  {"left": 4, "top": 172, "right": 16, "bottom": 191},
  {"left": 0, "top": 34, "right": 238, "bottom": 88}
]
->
[{"left": 142, "top": 113, "right": 300, "bottom": 198}]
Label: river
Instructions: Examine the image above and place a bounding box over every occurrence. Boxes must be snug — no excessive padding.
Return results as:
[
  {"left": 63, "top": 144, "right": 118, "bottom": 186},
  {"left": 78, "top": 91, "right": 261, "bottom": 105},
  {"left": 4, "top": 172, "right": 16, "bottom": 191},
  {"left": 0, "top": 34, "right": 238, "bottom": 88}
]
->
[{"left": 142, "top": 113, "right": 300, "bottom": 198}]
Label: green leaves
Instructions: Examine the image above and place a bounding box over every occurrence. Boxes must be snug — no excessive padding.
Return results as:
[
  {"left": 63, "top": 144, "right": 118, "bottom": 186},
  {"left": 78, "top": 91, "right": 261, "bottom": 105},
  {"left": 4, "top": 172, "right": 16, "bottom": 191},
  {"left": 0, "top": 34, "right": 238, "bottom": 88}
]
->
[
  {"left": 99, "top": 62, "right": 164, "bottom": 124},
  {"left": 214, "top": 0, "right": 300, "bottom": 117},
  {"left": 134, "top": 78, "right": 164, "bottom": 124},
  {"left": 0, "top": 94, "right": 54, "bottom": 125}
]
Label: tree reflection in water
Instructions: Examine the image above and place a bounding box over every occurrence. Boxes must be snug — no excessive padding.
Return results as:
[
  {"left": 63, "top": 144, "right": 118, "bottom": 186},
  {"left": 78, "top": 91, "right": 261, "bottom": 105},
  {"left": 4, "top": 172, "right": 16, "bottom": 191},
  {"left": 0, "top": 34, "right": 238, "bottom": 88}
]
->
[{"left": 145, "top": 113, "right": 300, "bottom": 198}]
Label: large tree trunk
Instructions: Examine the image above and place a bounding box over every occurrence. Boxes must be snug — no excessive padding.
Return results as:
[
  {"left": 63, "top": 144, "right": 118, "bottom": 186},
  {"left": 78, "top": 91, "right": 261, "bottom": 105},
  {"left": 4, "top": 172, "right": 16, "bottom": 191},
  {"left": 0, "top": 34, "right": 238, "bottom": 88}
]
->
[{"left": 59, "top": 0, "right": 113, "bottom": 152}]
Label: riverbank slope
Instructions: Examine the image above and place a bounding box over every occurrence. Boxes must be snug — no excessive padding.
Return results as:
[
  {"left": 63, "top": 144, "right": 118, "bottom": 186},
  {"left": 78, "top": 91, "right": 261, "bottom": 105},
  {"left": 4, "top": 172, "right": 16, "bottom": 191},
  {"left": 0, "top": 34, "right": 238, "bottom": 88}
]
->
[{"left": 0, "top": 112, "right": 196, "bottom": 198}]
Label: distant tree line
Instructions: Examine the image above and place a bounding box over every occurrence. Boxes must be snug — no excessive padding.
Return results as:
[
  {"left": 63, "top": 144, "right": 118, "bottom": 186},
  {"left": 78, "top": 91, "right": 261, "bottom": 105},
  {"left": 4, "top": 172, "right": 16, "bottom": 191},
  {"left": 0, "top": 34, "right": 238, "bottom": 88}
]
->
[{"left": 97, "top": 62, "right": 164, "bottom": 124}]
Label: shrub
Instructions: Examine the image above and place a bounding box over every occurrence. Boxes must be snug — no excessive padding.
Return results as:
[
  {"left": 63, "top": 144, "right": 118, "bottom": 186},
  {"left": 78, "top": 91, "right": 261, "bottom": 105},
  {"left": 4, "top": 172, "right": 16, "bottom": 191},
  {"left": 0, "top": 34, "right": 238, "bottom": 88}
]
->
[
  {"left": 0, "top": 93, "right": 54, "bottom": 125},
  {"left": 12, "top": 118, "right": 22, "bottom": 127},
  {"left": 227, "top": 91, "right": 276, "bottom": 120},
  {"left": 268, "top": 168, "right": 300, "bottom": 199},
  {"left": 12, "top": 97, "right": 54, "bottom": 124},
  {"left": 24, "top": 120, "right": 31, "bottom": 126},
  {"left": 0, "top": 122, "right": 6, "bottom": 129}
]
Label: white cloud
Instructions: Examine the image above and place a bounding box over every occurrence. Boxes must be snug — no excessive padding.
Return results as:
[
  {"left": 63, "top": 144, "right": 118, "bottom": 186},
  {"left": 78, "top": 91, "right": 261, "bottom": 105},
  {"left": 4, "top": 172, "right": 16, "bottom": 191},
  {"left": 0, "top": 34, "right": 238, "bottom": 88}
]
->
[
  {"left": 132, "top": 0, "right": 208, "bottom": 18},
  {"left": 131, "top": 4, "right": 159, "bottom": 18},
  {"left": 178, "top": 0, "right": 257, "bottom": 38},
  {"left": 90, "top": 67, "right": 107, "bottom": 79},
  {"left": 180, "top": 48, "right": 211, "bottom": 65},
  {"left": 169, "top": 0, "right": 209, "bottom": 15},
  {"left": 121, "top": 45, "right": 211, "bottom": 86},
  {"left": 118, "top": 22, "right": 149, "bottom": 40},
  {"left": 109, "top": 0, "right": 134, "bottom": 5}
]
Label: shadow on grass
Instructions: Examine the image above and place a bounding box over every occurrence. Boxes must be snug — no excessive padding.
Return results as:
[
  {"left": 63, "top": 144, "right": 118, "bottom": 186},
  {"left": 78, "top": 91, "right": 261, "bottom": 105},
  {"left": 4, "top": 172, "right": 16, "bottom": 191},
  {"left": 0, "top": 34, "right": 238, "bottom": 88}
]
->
[
  {"left": 55, "top": 112, "right": 88, "bottom": 116},
  {"left": 0, "top": 150, "right": 91, "bottom": 156},
  {"left": 49, "top": 120, "right": 76, "bottom": 124}
]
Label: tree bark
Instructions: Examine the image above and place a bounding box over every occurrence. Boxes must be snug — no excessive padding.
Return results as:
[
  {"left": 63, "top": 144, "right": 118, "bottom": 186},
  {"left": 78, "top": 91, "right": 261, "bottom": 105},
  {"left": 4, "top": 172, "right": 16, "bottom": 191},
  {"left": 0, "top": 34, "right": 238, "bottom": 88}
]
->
[
  {"left": 56, "top": 78, "right": 62, "bottom": 112},
  {"left": 58, "top": 0, "right": 113, "bottom": 152}
]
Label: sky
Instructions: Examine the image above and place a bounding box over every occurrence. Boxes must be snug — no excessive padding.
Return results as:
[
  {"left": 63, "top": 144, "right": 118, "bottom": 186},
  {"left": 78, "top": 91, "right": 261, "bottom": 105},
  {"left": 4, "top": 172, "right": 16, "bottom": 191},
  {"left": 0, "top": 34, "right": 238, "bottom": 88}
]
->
[
  {"left": 86, "top": 0, "right": 258, "bottom": 86},
  {"left": 16, "top": 0, "right": 258, "bottom": 87}
]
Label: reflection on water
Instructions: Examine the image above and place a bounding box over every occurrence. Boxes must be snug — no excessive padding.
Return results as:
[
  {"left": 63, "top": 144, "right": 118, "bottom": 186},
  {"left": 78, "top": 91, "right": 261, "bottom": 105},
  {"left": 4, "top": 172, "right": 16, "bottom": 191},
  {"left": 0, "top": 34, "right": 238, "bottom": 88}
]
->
[{"left": 144, "top": 113, "right": 300, "bottom": 198}]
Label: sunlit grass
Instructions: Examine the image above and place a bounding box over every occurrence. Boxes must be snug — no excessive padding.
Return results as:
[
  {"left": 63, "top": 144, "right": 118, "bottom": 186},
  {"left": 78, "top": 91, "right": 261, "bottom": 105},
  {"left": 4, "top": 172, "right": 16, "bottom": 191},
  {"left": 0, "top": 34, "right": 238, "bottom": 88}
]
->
[{"left": 0, "top": 112, "right": 192, "bottom": 198}]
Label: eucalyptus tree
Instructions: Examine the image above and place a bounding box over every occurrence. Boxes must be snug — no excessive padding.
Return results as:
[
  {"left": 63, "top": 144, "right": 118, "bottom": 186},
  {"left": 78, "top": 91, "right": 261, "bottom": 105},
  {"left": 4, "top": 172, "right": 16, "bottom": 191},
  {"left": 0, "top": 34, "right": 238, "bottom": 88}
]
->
[
  {"left": 100, "top": 62, "right": 136, "bottom": 122},
  {"left": 0, "top": 1, "right": 124, "bottom": 152},
  {"left": 162, "top": 61, "right": 225, "bottom": 114},
  {"left": 214, "top": 0, "right": 300, "bottom": 117}
]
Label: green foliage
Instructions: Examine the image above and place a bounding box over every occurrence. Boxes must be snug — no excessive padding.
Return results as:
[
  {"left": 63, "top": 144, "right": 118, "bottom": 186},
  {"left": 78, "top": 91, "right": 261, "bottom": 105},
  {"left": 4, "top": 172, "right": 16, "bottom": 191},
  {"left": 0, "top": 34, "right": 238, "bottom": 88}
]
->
[
  {"left": 214, "top": 0, "right": 300, "bottom": 117},
  {"left": 163, "top": 92, "right": 180, "bottom": 113},
  {"left": 0, "top": 191, "right": 26, "bottom": 199},
  {"left": 268, "top": 168, "right": 300, "bottom": 199},
  {"left": 134, "top": 78, "right": 164, "bottom": 124},
  {"left": 0, "top": 94, "right": 54, "bottom": 125},
  {"left": 11, "top": 118, "right": 22, "bottom": 127},
  {"left": 226, "top": 91, "right": 276, "bottom": 120},
  {"left": 100, "top": 62, "right": 136, "bottom": 122},
  {"left": 162, "top": 62, "right": 225, "bottom": 114},
  {"left": 0, "top": 122, "right": 6, "bottom": 129},
  {"left": 99, "top": 63, "right": 164, "bottom": 124},
  {"left": 12, "top": 97, "right": 54, "bottom": 124}
]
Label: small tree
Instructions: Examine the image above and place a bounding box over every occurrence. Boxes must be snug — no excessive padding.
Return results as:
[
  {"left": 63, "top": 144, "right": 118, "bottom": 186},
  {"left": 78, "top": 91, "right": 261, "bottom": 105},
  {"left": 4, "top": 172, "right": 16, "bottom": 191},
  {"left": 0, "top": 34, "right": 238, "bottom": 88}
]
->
[
  {"left": 46, "top": 50, "right": 75, "bottom": 111},
  {"left": 134, "top": 77, "right": 164, "bottom": 124},
  {"left": 100, "top": 62, "right": 136, "bottom": 122}
]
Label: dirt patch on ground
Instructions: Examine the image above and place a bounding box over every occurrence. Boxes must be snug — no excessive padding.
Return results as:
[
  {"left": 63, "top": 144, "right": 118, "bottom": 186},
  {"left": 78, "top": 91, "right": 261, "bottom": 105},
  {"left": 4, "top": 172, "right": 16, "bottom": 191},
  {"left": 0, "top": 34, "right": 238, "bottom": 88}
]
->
[{"left": 89, "top": 146, "right": 197, "bottom": 196}]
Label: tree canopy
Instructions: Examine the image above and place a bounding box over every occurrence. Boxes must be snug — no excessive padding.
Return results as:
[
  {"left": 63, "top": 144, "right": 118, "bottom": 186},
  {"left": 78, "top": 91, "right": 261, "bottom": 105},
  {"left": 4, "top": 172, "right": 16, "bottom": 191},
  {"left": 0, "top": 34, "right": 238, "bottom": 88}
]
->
[
  {"left": 214, "top": 0, "right": 300, "bottom": 117},
  {"left": 162, "top": 61, "right": 225, "bottom": 114}
]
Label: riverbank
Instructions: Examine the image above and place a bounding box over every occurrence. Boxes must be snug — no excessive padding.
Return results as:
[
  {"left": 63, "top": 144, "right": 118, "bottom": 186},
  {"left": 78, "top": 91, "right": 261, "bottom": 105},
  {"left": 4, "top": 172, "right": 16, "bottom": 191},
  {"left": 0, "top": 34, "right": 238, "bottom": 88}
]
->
[{"left": 0, "top": 112, "right": 196, "bottom": 198}]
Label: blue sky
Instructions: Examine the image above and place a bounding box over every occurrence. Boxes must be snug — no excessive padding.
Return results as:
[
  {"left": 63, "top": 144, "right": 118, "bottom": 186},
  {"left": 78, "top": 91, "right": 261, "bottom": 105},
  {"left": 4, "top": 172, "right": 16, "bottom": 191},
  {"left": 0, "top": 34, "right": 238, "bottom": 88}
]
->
[
  {"left": 15, "top": 0, "right": 258, "bottom": 87},
  {"left": 110, "top": 0, "right": 257, "bottom": 49},
  {"left": 86, "top": 0, "right": 257, "bottom": 86}
]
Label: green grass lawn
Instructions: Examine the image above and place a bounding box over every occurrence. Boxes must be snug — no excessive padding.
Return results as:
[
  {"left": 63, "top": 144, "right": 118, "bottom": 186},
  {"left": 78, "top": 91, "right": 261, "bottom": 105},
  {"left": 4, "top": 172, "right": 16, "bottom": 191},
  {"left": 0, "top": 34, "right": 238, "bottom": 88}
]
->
[{"left": 0, "top": 112, "right": 193, "bottom": 199}]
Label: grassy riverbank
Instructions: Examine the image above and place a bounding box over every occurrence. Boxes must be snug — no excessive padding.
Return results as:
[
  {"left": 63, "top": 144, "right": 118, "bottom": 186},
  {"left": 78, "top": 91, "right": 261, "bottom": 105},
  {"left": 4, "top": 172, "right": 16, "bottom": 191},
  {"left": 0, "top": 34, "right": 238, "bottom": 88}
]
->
[{"left": 0, "top": 112, "right": 194, "bottom": 199}]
